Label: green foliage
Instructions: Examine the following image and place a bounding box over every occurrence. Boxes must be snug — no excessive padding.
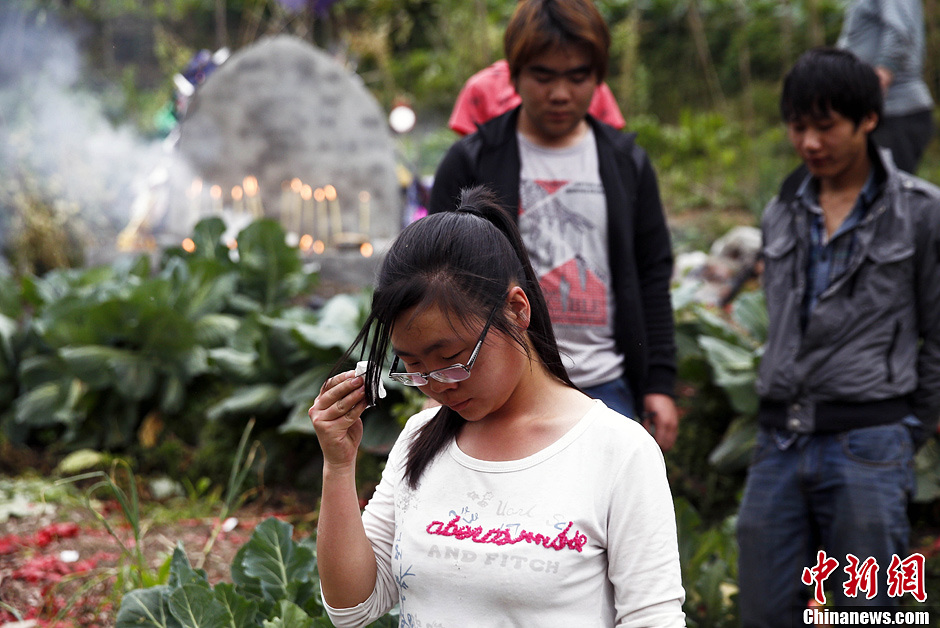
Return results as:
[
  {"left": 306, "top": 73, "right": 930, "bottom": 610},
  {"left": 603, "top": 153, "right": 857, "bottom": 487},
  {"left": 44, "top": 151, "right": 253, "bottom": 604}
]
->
[
  {"left": 632, "top": 108, "right": 793, "bottom": 217},
  {"left": 1, "top": 217, "right": 405, "bottom": 490},
  {"left": 913, "top": 437, "right": 940, "bottom": 504},
  {"left": 114, "top": 517, "right": 396, "bottom": 627},
  {"left": 667, "top": 286, "right": 765, "bottom": 523},
  {"left": 675, "top": 498, "right": 739, "bottom": 628},
  {"left": 634, "top": 0, "right": 846, "bottom": 122}
]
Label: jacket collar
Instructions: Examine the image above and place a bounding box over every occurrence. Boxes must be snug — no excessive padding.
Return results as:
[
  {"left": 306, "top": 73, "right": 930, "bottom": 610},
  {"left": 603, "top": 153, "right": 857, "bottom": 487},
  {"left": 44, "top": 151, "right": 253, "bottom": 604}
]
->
[
  {"left": 476, "top": 106, "right": 521, "bottom": 148},
  {"left": 778, "top": 138, "right": 896, "bottom": 205}
]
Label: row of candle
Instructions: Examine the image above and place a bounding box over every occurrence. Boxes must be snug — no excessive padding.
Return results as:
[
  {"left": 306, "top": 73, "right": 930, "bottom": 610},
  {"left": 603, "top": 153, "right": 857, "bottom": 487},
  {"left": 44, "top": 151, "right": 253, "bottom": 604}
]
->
[
  {"left": 185, "top": 176, "right": 373, "bottom": 244},
  {"left": 181, "top": 234, "right": 374, "bottom": 258}
]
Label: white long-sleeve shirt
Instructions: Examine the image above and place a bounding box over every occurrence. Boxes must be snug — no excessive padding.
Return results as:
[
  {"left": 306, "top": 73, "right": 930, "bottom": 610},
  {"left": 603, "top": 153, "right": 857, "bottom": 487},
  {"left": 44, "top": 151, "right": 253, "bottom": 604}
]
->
[{"left": 325, "top": 401, "right": 686, "bottom": 627}]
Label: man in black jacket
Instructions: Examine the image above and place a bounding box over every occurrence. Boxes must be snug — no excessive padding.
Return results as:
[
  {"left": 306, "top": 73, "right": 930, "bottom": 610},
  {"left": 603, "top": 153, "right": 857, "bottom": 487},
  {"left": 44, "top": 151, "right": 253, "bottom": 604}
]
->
[{"left": 429, "top": 0, "right": 678, "bottom": 450}]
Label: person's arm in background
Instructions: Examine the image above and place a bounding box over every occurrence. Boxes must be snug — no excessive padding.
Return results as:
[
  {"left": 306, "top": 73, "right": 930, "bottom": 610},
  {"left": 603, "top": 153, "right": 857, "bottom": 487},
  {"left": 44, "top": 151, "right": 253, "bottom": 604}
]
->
[
  {"left": 632, "top": 147, "right": 679, "bottom": 451},
  {"left": 872, "top": 0, "right": 922, "bottom": 90}
]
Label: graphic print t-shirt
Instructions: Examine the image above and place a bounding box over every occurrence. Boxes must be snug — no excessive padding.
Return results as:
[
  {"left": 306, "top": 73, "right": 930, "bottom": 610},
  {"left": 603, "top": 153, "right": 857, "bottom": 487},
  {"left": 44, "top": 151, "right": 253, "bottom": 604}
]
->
[
  {"left": 518, "top": 129, "right": 623, "bottom": 387},
  {"left": 323, "top": 404, "right": 688, "bottom": 628}
]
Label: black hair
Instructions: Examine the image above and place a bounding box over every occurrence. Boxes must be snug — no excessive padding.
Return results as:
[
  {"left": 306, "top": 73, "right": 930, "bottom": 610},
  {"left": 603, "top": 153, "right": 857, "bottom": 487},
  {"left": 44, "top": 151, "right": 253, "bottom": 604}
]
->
[
  {"left": 780, "top": 47, "right": 883, "bottom": 128},
  {"left": 337, "top": 185, "right": 574, "bottom": 488}
]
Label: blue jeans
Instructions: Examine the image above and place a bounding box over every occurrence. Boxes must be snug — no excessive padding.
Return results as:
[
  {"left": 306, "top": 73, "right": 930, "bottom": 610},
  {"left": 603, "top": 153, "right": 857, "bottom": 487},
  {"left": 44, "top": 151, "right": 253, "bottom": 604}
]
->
[
  {"left": 736, "top": 424, "right": 915, "bottom": 628},
  {"left": 581, "top": 377, "right": 636, "bottom": 419}
]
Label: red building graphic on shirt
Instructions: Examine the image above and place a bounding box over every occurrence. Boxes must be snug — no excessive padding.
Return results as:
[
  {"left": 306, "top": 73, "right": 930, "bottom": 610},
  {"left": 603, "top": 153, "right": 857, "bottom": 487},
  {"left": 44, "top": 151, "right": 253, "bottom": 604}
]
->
[{"left": 540, "top": 257, "right": 608, "bottom": 327}]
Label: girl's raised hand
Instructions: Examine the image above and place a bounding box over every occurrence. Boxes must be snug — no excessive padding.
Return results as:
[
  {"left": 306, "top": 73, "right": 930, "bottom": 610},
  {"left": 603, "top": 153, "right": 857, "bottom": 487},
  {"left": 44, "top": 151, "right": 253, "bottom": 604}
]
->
[{"left": 309, "top": 371, "right": 368, "bottom": 469}]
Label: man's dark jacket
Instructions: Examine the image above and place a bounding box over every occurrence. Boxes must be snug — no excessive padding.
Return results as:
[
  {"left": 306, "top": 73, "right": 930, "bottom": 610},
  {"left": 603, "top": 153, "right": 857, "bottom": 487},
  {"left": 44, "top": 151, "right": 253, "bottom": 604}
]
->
[{"left": 428, "top": 107, "right": 676, "bottom": 402}]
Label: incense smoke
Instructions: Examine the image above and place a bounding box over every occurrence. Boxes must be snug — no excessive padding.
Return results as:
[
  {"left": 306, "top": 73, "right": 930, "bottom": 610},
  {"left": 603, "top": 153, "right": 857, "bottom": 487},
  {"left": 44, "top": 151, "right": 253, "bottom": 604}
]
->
[{"left": 0, "top": 3, "right": 167, "bottom": 264}]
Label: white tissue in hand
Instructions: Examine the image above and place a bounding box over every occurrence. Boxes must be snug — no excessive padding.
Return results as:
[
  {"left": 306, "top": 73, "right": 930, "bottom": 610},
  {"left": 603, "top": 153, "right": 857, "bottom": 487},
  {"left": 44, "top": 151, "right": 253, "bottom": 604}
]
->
[{"left": 356, "top": 361, "right": 387, "bottom": 398}]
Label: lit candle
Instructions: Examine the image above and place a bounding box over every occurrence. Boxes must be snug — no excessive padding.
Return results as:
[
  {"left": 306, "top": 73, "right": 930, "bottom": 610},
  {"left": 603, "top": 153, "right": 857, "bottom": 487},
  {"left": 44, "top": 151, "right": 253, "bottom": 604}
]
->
[
  {"left": 358, "top": 190, "right": 371, "bottom": 235},
  {"left": 290, "top": 178, "right": 302, "bottom": 228},
  {"left": 300, "top": 184, "right": 313, "bottom": 235},
  {"left": 243, "top": 176, "right": 261, "bottom": 217},
  {"left": 210, "top": 184, "right": 223, "bottom": 214},
  {"left": 232, "top": 185, "right": 244, "bottom": 214},
  {"left": 188, "top": 178, "right": 203, "bottom": 223},
  {"left": 314, "top": 187, "right": 328, "bottom": 241},
  {"left": 324, "top": 184, "right": 342, "bottom": 241}
]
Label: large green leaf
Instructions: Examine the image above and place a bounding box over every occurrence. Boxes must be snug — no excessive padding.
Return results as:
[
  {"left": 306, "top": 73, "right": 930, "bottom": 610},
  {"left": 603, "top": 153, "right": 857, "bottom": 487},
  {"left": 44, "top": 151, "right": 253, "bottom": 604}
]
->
[
  {"left": 291, "top": 322, "right": 352, "bottom": 353},
  {"left": 60, "top": 345, "right": 159, "bottom": 400},
  {"left": 189, "top": 217, "right": 231, "bottom": 263},
  {"left": 176, "top": 267, "right": 240, "bottom": 319},
  {"left": 0, "top": 313, "right": 17, "bottom": 365},
  {"left": 280, "top": 366, "right": 331, "bottom": 406},
  {"left": 13, "top": 382, "right": 60, "bottom": 425},
  {"left": 361, "top": 410, "right": 404, "bottom": 455},
  {"left": 729, "top": 291, "right": 767, "bottom": 342},
  {"left": 18, "top": 354, "right": 68, "bottom": 389},
  {"left": 208, "top": 348, "right": 260, "bottom": 381},
  {"left": 169, "top": 585, "right": 232, "bottom": 628},
  {"left": 235, "top": 219, "right": 305, "bottom": 310},
  {"left": 261, "top": 601, "right": 316, "bottom": 628},
  {"left": 697, "top": 335, "right": 759, "bottom": 415},
  {"left": 115, "top": 585, "right": 182, "bottom": 628},
  {"left": 256, "top": 316, "right": 315, "bottom": 366},
  {"left": 160, "top": 375, "right": 187, "bottom": 414},
  {"left": 181, "top": 346, "right": 210, "bottom": 379},
  {"left": 226, "top": 293, "right": 265, "bottom": 315},
  {"left": 230, "top": 542, "right": 265, "bottom": 603},
  {"left": 708, "top": 416, "right": 759, "bottom": 472},
  {"left": 206, "top": 384, "right": 282, "bottom": 421},
  {"left": 316, "top": 293, "right": 368, "bottom": 328},
  {"left": 0, "top": 314, "right": 17, "bottom": 408},
  {"left": 214, "top": 583, "right": 261, "bottom": 628},
  {"left": 278, "top": 403, "right": 316, "bottom": 435},
  {"left": 236, "top": 518, "right": 316, "bottom": 604},
  {"left": 58, "top": 346, "right": 121, "bottom": 388},
  {"left": 168, "top": 545, "right": 209, "bottom": 589},
  {"left": 13, "top": 380, "right": 81, "bottom": 428},
  {"left": 0, "top": 275, "right": 23, "bottom": 318},
  {"left": 194, "top": 314, "right": 243, "bottom": 347},
  {"left": 287, "top": 292, "right": 369, "bottom": 353}
]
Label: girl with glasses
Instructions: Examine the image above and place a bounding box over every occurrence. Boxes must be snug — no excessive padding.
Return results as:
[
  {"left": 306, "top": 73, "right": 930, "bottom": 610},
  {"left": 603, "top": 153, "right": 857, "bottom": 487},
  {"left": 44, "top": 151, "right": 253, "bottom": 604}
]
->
[{"left": 309, "top": 186, "right": 685, "bottom": 627}]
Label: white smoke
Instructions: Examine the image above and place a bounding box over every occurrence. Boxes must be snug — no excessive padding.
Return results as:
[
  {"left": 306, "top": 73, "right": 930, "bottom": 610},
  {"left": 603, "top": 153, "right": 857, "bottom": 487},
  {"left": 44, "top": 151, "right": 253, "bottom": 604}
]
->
[{"left": 0, "top": 3, "right": 168, "bottom": 262}]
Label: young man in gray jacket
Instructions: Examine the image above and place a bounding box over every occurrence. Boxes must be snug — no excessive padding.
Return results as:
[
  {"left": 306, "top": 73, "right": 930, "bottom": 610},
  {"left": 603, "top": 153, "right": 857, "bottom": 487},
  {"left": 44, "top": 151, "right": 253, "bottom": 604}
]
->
[{"left": 737, "top": 47, "right": 940, "bottom": 627}]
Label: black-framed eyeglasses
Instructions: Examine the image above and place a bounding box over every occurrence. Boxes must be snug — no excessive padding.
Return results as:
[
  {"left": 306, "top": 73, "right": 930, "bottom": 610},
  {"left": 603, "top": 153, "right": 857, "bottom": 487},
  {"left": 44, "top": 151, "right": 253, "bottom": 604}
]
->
[{"left": 388, "top": 299, "right": 503, "bottom": 387}]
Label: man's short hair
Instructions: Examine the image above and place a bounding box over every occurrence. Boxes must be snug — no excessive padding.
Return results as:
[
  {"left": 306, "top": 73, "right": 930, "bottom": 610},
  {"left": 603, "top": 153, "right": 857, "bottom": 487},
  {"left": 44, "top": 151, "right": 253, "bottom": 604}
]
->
[
  {"left": 504, "top": 0, "right": 610, "bottom": 82},
  {"left": 780, "top": 47, "right": 883, "bottom": 127}
]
